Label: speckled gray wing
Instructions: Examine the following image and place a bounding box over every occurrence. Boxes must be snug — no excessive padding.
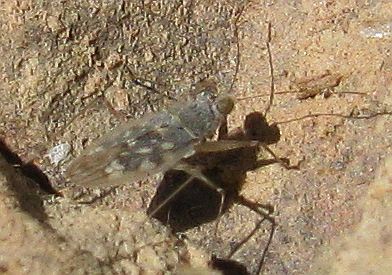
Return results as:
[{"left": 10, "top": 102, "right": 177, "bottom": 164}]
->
[{"left": 66, "top": 111, "right": 198, "bottom": 187}]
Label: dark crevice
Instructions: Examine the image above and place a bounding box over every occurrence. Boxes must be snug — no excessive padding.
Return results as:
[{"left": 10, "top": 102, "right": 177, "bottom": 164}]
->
[{"left": 0, "top": 139, "right": 58, "bottom": 195}]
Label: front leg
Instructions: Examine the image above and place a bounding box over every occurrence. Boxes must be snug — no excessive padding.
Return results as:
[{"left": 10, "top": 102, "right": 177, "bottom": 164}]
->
[
  {"left": 195, "top": 140, "right": 299, "bottom": 170},
  {"left": 218, "top": 116, "right": 229, "bottom": 140}
]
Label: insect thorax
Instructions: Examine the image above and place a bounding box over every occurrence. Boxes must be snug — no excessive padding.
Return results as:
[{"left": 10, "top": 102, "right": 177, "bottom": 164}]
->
[{"left": 169, "top": 92, "right": 233, "bottom": 139}]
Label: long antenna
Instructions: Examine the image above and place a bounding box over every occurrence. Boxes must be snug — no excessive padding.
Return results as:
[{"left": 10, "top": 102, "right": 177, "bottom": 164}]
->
[{"left": 264, "top": 21, "right": 275, "bottom": 116}]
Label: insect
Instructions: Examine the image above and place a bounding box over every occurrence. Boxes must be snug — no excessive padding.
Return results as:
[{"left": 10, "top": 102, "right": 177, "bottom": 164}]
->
[
  {"left": 66, "top": 82, "right": 268, "bottom": 217},
  {"left": 147, "top": 111, "right": 282, "bottom": 274}
]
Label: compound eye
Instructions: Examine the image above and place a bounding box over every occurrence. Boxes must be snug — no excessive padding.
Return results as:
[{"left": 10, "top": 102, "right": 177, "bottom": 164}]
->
[{"left": 216, "top": 95, "right": 235, "bottom": 115}]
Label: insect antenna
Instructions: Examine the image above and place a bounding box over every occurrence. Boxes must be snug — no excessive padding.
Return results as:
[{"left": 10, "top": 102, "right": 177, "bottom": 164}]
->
[{"left": 264, "top": 21, "right": 275, "bottom": 116}]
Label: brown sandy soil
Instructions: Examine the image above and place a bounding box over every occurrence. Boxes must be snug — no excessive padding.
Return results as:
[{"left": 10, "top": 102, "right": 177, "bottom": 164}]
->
[{"left": 1, "top": 0, "right": 391, "bottom": 274}]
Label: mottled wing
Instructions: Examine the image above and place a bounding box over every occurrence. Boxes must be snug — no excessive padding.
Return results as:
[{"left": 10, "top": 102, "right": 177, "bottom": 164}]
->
[{"left": 66, "top": 111, "right": 197, "bottom": 187}]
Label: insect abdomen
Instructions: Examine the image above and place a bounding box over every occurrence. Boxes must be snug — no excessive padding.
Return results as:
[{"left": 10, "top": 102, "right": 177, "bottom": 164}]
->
[{"left": 67, "top": 111, "right": 198, "bottom": 187}]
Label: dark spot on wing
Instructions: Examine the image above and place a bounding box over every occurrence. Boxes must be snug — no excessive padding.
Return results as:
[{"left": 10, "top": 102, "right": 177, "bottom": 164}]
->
[{"left": 119, "top": 122, "right": 196, "bottom": 172}]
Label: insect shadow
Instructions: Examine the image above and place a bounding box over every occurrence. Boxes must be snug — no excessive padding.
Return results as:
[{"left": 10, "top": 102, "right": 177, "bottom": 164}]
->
[
  {"left": 147, "top": 111, "right": 282, "bottom": 231},
  {"left": 147, "top": 111, "right": 289, "bottom": 274},
  {"left": 147, "top": 112, "right": 282, "bottom": 232}
]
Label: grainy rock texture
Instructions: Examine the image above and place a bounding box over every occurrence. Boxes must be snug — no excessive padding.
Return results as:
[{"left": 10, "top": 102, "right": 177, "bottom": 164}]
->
[
  {"left": 1, "top": 0, "right": 392, "bottom": 274},
  {"left": 309, "top": 157, "right": 392, "bottom": 275}
]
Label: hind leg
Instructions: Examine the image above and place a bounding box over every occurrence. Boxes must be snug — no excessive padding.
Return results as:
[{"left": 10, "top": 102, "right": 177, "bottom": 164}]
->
[{"left": 195, "top": 140, "right": 299, "bottom": 170}]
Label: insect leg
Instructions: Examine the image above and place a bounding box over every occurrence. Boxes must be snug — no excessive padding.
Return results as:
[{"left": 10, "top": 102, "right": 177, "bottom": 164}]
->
[
  {"left": 62, "top": 95, "right": 127, "bottom": 137},
  {"left": 194, "top": 140, "right": 258, "bottom": 153},
  {"left": 258, "top": 143, "right": 300, "bottom": 170},
  {"left": 174, "top": 161, "right": 226, "bottom": 235},
  {"left": 234, "top": 195, "right": 276, "bottom": 275},
  {"left": 195, "top": 140, "right": 300, "bottom": 170},
  {"left": 147, "top": 175, "right": 196, "bottom": 220},
  {"left": 218, "top": 117, "right": 229, "bottom": 140}
]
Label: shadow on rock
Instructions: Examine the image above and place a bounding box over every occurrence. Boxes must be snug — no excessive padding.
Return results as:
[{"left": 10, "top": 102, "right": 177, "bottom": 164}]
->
[{"left": 147, "top": 112, "right": 284, "bottom": 231}]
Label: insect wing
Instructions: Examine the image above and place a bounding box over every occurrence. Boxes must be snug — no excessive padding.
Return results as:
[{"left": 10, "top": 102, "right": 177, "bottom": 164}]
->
[{"left": 66, "top": 111, "right": 197, "bottom": 187}]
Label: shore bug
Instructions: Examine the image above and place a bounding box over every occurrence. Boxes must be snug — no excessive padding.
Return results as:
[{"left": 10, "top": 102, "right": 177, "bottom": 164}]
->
[{"left": 66, "top": 81, "right": 281, "bottom": 218}]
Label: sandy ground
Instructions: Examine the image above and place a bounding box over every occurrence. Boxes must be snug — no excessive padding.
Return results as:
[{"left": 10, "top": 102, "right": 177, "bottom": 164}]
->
[{"left": 1, "top": 0, "right": 392, "bottom": 274}]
